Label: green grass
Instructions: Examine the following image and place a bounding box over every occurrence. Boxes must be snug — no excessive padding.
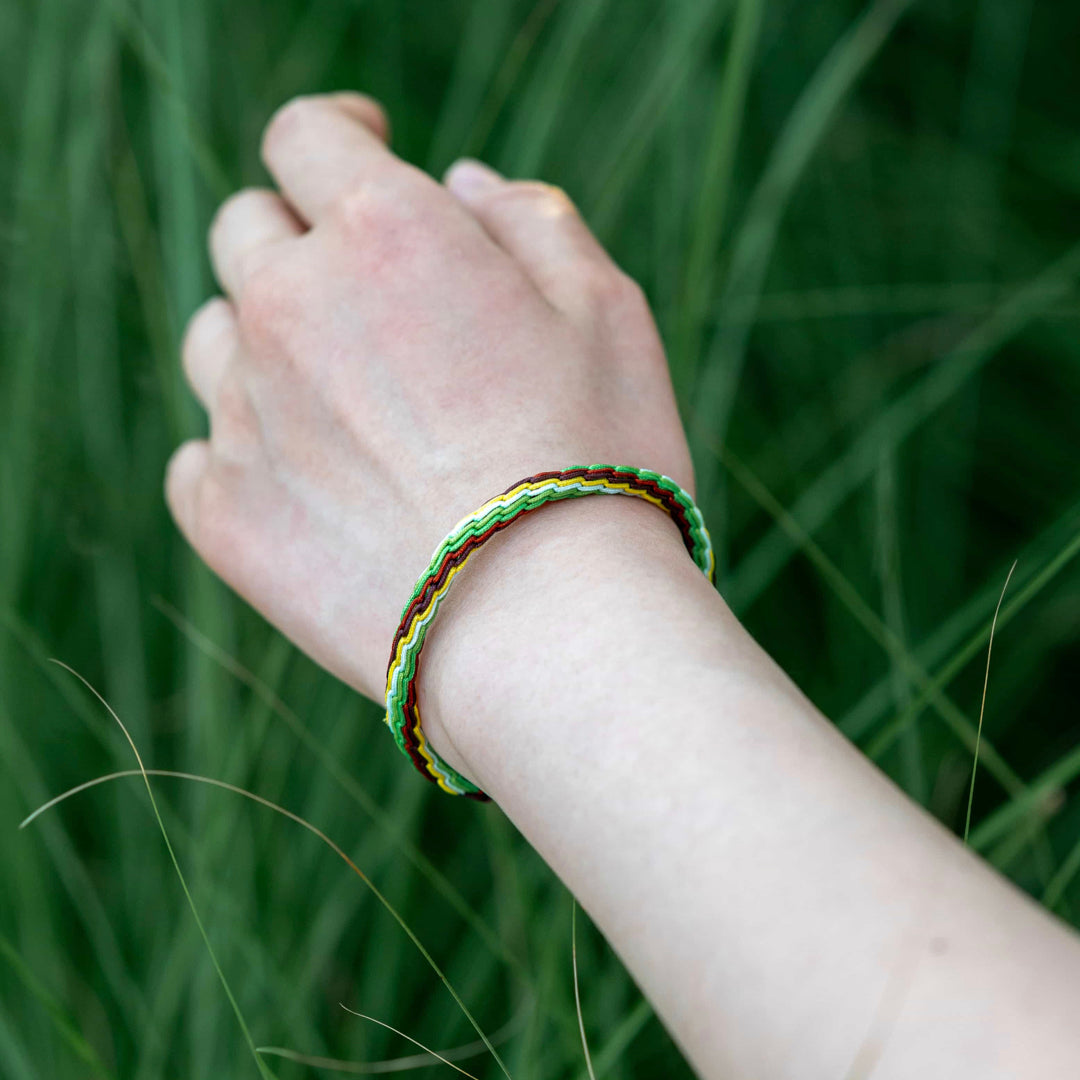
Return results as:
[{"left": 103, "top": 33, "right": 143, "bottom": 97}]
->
[{"left": 2, "top": 0, "right": 1080, "bottom": 1076}]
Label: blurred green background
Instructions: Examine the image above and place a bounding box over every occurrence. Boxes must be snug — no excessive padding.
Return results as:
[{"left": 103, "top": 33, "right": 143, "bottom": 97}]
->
[{"left": 2, "top": 0, "right": 1079, "bottom": 1076}]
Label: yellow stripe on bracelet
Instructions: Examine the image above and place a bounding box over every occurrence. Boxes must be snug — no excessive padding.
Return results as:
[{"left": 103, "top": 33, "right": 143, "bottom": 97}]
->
[{"left": 384, "top": 465, "right": 714, "bottom": 799}]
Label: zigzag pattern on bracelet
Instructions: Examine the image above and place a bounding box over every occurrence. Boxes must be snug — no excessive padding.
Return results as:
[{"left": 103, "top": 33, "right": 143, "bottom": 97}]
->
[{"left": 384, "top": 465, "right": 715, "bottom": 799}]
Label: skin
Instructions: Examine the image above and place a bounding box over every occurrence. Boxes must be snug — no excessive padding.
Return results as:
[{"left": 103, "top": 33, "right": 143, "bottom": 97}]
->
[{"left": 167, "top": 91, "right": 1080, "bottom": 1079}]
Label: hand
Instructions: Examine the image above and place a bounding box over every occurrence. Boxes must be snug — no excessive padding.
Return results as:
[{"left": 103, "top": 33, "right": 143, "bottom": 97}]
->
[{"left": 166, "top": 91, "right": 693, "bottom": 702}]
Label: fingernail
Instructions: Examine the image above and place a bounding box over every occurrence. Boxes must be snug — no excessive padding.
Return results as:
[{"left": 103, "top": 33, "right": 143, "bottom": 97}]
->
[{"left": 445, "top": 158, "right": 503, "bottom": 197}]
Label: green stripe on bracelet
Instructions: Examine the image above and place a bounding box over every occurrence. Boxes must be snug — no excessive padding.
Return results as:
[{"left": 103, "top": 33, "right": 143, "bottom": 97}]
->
[{"left": 384, "top": 465, "right": 714, "bottom": 798}]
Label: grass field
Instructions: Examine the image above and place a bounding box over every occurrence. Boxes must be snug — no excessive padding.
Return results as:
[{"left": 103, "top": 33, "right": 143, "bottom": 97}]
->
[{"left": 2, "top": 0, "right": 1079, "bottom": 1076}]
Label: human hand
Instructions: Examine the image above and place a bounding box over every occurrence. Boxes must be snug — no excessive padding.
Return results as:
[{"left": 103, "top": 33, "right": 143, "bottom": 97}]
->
[{"left": 166, "top": 91, "right": 693, "bottom": 702}]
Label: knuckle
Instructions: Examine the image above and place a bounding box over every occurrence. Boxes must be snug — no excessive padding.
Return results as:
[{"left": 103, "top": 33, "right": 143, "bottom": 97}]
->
[
  {"left": 190, "top": 468, "right": 240, "bottom": 554},
  {"left": 326, "top": 183, "right": 394, "bottom": 237},
  {"left": 326, "top": 169, "right": 434, "bottom": 238},
  {"left": 237, "top": 259, "right": 297, "bottom": 341},
  {"left": 234, "top": 241, "right": 280, "bottom": 293},
  {"left": 577, "top": 261, "right": 634, "bottom": 308},
  {"left": 611, "top": 270, "right": 648, "bottom": 311},
  {"left": 584, "top": 269, "right": 657, "bottom": 344},
  {"left": 326, "top": 176, "right": 446, "bottom": 274},
  {"left": 213, "top": 371, "right": 256, "bottom": 436}
]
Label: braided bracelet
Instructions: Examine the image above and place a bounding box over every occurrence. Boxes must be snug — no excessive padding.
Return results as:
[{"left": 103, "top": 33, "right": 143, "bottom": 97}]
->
[{"left": 384, "top": 465, "right": 715, "bottom": 799}]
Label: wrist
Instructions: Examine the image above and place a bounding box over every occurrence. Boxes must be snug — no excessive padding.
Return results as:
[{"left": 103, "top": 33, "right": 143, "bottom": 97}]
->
[{"left": 415, "top": 493, "right": 722, "bottom": 790}]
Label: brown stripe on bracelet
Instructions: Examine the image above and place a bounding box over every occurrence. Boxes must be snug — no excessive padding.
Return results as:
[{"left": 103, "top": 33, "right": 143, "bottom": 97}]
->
[
  {"left": 387, "top": 468, "right": 695, "bottom": 672},
  {"left": 387, "top": 505, "right": 547, "bottom": 676},
  {"left": 385, "top": 465, "right": 712, "bottom": 798},
  {"left": 401, "top": 675, "right": 491, "bottom": 801}
]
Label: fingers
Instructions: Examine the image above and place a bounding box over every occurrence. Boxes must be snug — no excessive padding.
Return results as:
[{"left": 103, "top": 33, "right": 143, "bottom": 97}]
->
[
  {"left": 260, "top": 92, "right": 398, "bottom": 224},
  {"left": 444, "top": 159, "right": 620, "bottom": 318},
  {"left": 209, "top": 188, "right": 304, "bottom": 300},
  {"left": 164, "top": 438, "right": 212, "bottom": 543},
  {"left": 181, "top": 297, "right": 239, "bottom": 409}
]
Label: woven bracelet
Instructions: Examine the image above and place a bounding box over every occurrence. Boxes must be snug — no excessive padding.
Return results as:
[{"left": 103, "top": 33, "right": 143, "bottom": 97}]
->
[{"left": 384, "top": 465, "right": 715, "bottom": 799}]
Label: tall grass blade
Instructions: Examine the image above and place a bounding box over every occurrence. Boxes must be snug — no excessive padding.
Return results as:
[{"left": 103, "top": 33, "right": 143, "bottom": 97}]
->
[
  {"left": 716, "top": 444, "right": 1027, "bottom": 796},
  {"left": 338, "top": 1007, "right": 482, "bottom": 1079},
  {"left": 37, "top": 663, "right": 276, "bottom": 1079},
  {"left": 963, "top": 561, "right": 1016, "bottom": 844},
  {"left": 969, "top": 745, "right": 1080, "bottom": 853},
  {"left": 866, "top": 520, "right": 1080, "bottom": 758},
  {"left": 0, "top": 933, "right": 117, "bottom": 1080},
  {"left": 728, "top": 239, "right": 1080, "bottom": 611},
  {"left": 257, "top": 1006, "right": 526, "bottom": 1075},
  {"left": 497, "top": 0, "right": 611, "bottom": 176},
  {"left": 588, "top": 0, "right": 732, "bottom": 233},
  {"left": 151, "top": 596, "right": 523, "bottom": 978},
  {"left": 571, "top": 999, "right": 653, "bottom": 1080},
  {"left": 671, "top": 0, "right": 763, "bottom": 395},
  {"left": 689, "top": 0, "right": 916, "bottom": 510},
  {"left": 22, "top": 763, "right": 512, "bottom": 1080},
  {"left": 840, "top": 497, "right": 1080, "bottom": 741},
  {"left": 571, "top": 902, "right": 597, "bottom": 1080}
]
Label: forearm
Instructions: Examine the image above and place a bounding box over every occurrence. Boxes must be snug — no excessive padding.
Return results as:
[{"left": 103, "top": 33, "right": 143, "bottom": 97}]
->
[
  {"left": 168, "top": 90, "right": 1080, "bottom": 1080},
  {"left": 421, "top": 495, "right": 1080, "bottom": 1080}
]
